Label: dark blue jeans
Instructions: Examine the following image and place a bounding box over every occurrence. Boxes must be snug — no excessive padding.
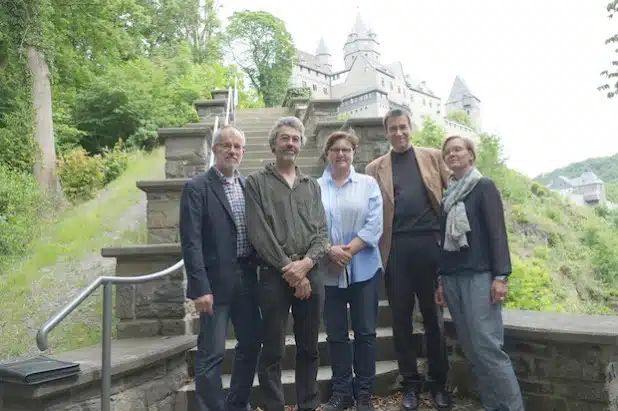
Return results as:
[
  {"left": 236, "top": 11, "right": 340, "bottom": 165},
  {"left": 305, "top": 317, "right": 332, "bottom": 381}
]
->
[
  {"left": 323, "top": 273, "right": 380, "bottom": 398},
  {"left": 195, "top": 263, "right": 262, "bottom": 411}
]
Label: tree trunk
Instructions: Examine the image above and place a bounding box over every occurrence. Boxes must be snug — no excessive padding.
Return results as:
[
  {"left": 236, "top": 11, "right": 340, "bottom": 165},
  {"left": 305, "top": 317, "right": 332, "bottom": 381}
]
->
[{"left": 27, "top": 46, "right": 61, "bottom": 196}]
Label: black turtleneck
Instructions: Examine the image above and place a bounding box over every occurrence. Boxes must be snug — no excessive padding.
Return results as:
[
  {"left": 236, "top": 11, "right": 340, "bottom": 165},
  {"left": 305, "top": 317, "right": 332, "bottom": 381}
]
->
[{"left": 391, "top": 148, "right": 440, "bottom": 235}]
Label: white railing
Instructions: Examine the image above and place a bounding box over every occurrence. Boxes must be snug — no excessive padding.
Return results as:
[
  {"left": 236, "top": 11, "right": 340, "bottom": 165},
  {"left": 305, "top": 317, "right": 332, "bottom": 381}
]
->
[{"left": 36, "top": 78, "right": 239, "bottom": 411}]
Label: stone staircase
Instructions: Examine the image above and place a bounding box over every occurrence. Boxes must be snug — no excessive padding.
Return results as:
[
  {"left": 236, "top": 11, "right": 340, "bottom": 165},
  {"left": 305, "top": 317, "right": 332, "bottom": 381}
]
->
[
  {"left": 173, "top": 104, "right": 428, "bottom": 409},
  {"left": 234, "top": 107, "right": 326, "bottom": 178}
]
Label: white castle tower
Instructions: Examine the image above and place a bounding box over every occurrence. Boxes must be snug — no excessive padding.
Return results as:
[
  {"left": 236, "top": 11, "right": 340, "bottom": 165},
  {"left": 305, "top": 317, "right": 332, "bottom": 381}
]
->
[{"left": 343, "top": 13, "right": 381, "bottom": 70}]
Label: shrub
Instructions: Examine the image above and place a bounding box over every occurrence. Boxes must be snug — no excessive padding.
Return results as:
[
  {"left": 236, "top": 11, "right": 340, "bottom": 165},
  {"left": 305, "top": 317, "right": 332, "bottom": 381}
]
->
[
  {"left": 101, "top": 140, "right": 129, "bottom": 185},
  {"left": 57, "top": 148, "right": 105, "bottom": 202},
  {"left": 0, "top": 164, "right": 43, "bottom": 262},
  {"left": 506, "top": 255, "right": 558, "bottom": 311}
]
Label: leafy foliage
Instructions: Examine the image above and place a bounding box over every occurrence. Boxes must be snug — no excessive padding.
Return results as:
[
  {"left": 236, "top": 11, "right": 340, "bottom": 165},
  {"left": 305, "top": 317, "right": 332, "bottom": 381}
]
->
[
  {"left": 0, "top": 164, "right": 43, "bottom": 263},
  {"left": 225, "top": 10, "right": 296, "bottom": 107},
  {"left": 446, "top": 109, "right": 475, "bottom": 129},
  {"left": 409, "top": 115, "right": 618, "bottom": 313},
  {"left": 412, "top": 116, "right": 446, "bottom": 148},
  {"left": 57, "top": 148, "right": 105, "bottom": 202},
  {"left": 599, "top": 0, "right": 618, "bottom": 98}
]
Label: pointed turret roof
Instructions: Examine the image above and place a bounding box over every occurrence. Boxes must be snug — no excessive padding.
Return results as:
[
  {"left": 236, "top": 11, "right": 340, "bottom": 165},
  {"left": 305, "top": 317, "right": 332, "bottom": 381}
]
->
[
  {"left": 447, "top": 75, "right": 480, "bottom": 104},
  {"left": 351, "top": 12, "right": 369, "bottom": 36},
  {"left": 316, "top": 37, "right": 330, "bottom": 56}
]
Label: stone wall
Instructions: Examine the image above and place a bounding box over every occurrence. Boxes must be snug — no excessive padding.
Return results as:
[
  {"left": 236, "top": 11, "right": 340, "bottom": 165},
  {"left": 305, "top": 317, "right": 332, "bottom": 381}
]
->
[
  {"left": 0, "top": 336, "right": 194, "bottom": 411},
  {"left": 445, "top": 310, "right": 618, "bottom": 411},
  {"left": 102, "top": 244, "right": 187, "bottom": 339}
]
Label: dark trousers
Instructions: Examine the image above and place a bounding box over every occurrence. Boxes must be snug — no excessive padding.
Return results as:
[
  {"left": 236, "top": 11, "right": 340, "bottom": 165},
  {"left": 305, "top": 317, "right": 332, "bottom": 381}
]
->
[
  {"left": 257, "top": 266, "right": 324, "bottom": 411},
  {"left": 323, "top": 274, "right": 380, "bottom": 398},
  {"left": 195, "top": 263, "right": 262, "bottom": 411},
  {"left": 384, "top": 233, "right": 449, "bottom": 390}
]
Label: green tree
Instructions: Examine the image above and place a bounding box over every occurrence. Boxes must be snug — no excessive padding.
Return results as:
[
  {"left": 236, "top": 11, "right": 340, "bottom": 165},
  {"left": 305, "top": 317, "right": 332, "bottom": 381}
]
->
[
  {"left": 599, "top": 0, "right": 618, "bottom": 98},
  {"left": 225, "top": 10, "right": 296, "bottom": 107},
  {"left": 446, "top": 109, "right": 475, "bottom": 129},
  {"left": 412, "top": 116, "right": 446, "bottom": 149},
  {"left": 136, "top": 0, "right": 221, "bottom": 63}
]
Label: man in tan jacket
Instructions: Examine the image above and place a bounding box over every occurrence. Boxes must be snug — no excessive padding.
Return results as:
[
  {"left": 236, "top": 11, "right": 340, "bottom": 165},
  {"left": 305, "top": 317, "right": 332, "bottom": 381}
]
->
[{"left": 366, "top": 109, "right": 451, "bottom": 410}]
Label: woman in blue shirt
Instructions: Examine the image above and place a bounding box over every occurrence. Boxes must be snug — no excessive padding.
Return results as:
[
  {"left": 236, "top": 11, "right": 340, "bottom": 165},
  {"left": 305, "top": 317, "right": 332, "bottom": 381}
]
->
[{"left": 317, "top": 131, "right": 384, "bottom": 411}]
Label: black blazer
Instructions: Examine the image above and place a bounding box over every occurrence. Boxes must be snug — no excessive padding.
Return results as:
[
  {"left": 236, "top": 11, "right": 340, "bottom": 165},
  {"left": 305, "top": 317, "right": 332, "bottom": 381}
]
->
[{"left": 179, "top": 167, "right": 254, "bottom": 303}]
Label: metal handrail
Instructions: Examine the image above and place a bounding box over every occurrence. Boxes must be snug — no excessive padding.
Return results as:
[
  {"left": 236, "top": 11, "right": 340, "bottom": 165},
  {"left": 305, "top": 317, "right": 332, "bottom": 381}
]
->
[
  {"left": 36, "top": 259, "right": 184, "bottom": 411},
  {"left": 35, "top": 79, "right": 238, "bottom": 411}
]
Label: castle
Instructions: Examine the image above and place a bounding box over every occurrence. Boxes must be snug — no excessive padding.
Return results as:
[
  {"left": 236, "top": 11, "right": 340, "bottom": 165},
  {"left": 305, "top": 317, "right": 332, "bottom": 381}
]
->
[
  {"left": 289, "top": 14, "right": 480, "bottom": 138},
  {"left": 547, "top": 171, "right": 608, "bottom": 207}
]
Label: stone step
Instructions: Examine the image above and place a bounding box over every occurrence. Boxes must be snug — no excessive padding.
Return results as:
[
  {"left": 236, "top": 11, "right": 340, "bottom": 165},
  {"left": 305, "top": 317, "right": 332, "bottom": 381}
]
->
[
  {"left": 236, "top": 107, "right": 291, "bottom": 115},
  {"left": 242, "top": 140, "right": 320, "bottom": 150},
  {"left": 175, "top": 360, "right": 403, "bottom": 409},
  {"left": 241, "top": 157, "right": 321, "bottom": 168},
  {"left": 242, "top": 149, "right": 322, "bottom": 157},
  {"left": 184, "top": 327, "right": 427, "bottom": 379},
  {"left": 239, "top": 165, "right": 325, "bottom": 177},
  {"left": 191, "top": 299, "right": 396, "bottom": 339}
]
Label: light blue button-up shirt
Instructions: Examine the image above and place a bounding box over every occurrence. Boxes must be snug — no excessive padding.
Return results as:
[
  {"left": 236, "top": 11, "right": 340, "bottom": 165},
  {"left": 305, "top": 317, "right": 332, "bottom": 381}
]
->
[{"left": 318, "top": 165, "right": 384, "bottom": 288}]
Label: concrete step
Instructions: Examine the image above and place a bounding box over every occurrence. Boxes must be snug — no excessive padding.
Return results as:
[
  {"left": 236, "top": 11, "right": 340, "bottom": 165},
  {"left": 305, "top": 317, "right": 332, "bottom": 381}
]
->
[
  {"left": 191, "top": 299, "right": 397, "bottom": 339},
  {"left": 175, "top": 360, "right": 404, "bottom": 409}
]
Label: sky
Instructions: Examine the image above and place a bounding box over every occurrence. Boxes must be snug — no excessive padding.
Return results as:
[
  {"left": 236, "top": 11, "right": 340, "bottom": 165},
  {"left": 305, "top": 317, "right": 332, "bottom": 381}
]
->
[{"left": 219, "top": 0, "right": 618, "bottom": 178}]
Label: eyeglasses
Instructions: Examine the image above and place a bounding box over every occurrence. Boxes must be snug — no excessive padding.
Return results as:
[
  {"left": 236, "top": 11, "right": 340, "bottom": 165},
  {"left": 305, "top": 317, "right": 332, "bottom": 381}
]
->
[
  {"left": 329, "top": 147, "right": 353, "bottom": 154},
  {"left": 217, "top": 143, "right": 244, "bottom": 151}
]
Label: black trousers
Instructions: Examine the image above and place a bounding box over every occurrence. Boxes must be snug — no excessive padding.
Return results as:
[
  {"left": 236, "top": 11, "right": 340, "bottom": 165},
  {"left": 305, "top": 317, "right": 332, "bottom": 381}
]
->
[
  {"left": 257, "top": 265, "right": 324, "bottom": 411},
  {"left": 384, "top": 232, "right": 449, "bottom": 390}
]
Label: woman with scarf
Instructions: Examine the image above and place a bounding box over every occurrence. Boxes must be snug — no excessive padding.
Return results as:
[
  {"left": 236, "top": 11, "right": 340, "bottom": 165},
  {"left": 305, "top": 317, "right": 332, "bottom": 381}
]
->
[{"left": 435, "top": 135, "right": 525, "bottom": 411}]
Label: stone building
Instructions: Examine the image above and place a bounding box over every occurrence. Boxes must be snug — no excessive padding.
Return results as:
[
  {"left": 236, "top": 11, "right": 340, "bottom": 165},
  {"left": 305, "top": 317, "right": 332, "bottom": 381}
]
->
[
  {"left": 547, "top": 170, "right": 607, "bottom": 206},
  {"left": 289, "top": 13, "right": 480, "bottom": 138}
]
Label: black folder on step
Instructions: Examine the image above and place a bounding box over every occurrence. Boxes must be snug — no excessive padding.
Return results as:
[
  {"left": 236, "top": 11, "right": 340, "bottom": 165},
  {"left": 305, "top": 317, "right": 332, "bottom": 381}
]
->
[{"left": 0, "top": 355, "right": 80, "bottom": 385}]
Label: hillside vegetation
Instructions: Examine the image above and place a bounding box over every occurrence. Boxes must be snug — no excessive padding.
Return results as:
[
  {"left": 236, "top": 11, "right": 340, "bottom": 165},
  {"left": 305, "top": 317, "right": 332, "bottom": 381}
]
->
[
  {"left": 535, "top": 152, "right": 618, "bottom": 202},
  {"left": 415, "top": 116, "right": 618, "bottom": 314}
]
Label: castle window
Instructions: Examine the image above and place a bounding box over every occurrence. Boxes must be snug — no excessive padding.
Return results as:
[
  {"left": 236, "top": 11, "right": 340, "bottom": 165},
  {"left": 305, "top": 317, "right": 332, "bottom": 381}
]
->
[
  {"left": 323, "top": 87, "right": 328, "bottom": 95},
  {"left": 313, "top": 84, "right": 317, "bottom": 91},
  {"left": 302, "top": 81, "right": 307, "bottom": 87}
]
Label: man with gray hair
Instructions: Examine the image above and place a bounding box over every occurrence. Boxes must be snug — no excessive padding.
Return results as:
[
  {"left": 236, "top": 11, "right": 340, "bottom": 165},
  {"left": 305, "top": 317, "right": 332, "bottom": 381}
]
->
[
  {"left": 245, "top": 116, "right": 329, "bottom": 411},
  {"left": 179, "top": 125, "right": 261, "bottom": 411}
]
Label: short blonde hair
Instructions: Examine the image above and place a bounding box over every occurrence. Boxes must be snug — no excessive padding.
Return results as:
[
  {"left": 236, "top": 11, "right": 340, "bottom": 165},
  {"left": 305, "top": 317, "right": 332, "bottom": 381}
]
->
[{"left": 442, "top": 135, "right": 477, "bottom": 164}]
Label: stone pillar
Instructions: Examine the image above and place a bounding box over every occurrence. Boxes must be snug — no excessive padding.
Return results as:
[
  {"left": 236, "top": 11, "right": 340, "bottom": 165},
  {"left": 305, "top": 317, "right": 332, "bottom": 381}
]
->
[
  {"left": 211, "top": 88, "right": 230, "bottom": 101},
  {"left": 303, "top": 99, "right": 342, "bottom": 139},
  {"left": 159, "top": 126, "right": 212, "bottom": 179},
  {"left": 289, "top": 97, "right": 310, "bottom": 120},
  {"left": 101, "top": 244, "right": 187, "bottom": 339},
  {"left": 341, "top": 118, "right": 389, "bottom": 173},
  {"left": 137, "top": 179, "right": 186, "bottom": 244},
  {"left": 194, "top": 99, "right": 226, "bottom": 122}
]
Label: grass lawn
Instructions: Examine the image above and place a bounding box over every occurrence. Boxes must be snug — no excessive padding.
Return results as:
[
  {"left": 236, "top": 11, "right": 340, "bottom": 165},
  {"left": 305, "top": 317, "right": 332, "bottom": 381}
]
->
[{"left": 0, "top": 148, "right": 165, "bottom": 360}]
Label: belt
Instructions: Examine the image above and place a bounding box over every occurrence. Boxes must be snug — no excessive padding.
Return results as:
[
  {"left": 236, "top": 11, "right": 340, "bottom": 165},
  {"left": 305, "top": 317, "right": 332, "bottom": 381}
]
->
[{"left": 235, "top": 256, "right": 253, "bottom": 265}]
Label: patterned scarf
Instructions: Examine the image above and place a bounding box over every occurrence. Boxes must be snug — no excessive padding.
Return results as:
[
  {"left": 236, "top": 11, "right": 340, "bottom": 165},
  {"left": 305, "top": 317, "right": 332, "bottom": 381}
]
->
[{"left": 442, "top": 167, "right": 483, "bottom": 251}]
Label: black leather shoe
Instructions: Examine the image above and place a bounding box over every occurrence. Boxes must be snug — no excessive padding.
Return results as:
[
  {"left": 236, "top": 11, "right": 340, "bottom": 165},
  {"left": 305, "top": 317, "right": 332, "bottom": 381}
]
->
[
  {"left": 322, "top": 394, "right": 355, "bottom": 411},
  {"left": 401, "top": 390, "right": 419, "bottom": 410},
  {"left": 431, "top": 389, "right": 452, "bottom": 409},
  {"left": 355, "top": 393, "right": 373, "bottom": 411}
]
